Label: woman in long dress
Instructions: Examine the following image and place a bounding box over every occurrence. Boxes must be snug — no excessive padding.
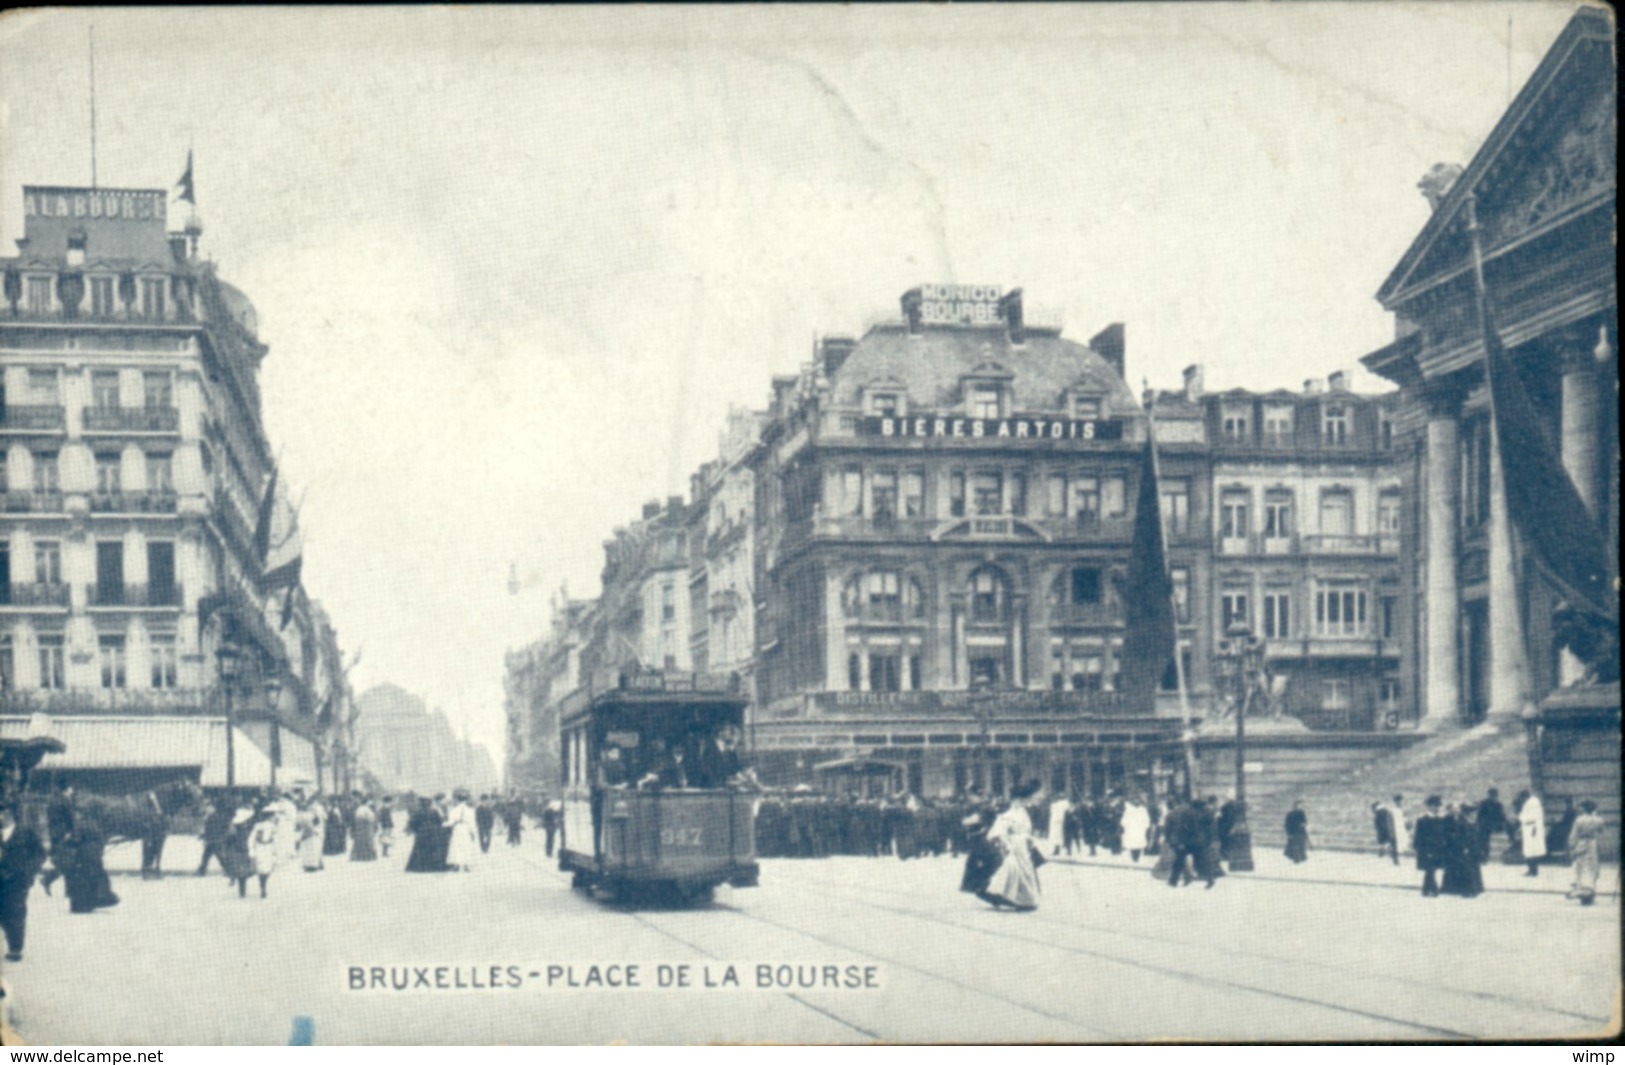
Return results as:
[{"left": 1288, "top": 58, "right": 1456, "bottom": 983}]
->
[
  {"left": 1566, "top": 800, "right": 1604, "bottom": 906},
  {"left": 958, "top": 801, "right": 1001, "bottom": 901},
  {"left": 1516, "top": 790, "right": 1547, "bottom": 877},
  {"left": 982, "top": 784, "right": 1042, "bottom": 911},
  {"left": 298, "top": 800, "right": 325, "bottom": 872},
  {"left": 350, "top": 800, "right": 378, "bottom": 862},
  {"left": 248, "top": 810, "right": 279, "bottom": 898},
  {"left": 404, "top": 798, "right": 445, "bottom": 873},
  {"left": 220, "top": 805, "right": 256, "bottom": 898},
  {"left": 1120, "top": 798, "right": 1152, "bottom": 863},
  {"left": 1283, "top": 801, "right": 1310, "bottom": 864},
  {"left": 444, "top": 791, "right": 478, "bottom": 871}
]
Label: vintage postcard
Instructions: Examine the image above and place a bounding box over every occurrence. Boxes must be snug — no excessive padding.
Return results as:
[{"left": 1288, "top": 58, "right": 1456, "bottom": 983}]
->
[{"left": 0, "top": 3, "right": 1617, "bottom": 1047}]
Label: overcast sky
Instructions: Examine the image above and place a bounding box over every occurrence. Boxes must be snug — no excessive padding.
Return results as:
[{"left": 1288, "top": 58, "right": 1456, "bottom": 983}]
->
[{"left": 0, "top": 4, "right": 1580, "bottom": 767}]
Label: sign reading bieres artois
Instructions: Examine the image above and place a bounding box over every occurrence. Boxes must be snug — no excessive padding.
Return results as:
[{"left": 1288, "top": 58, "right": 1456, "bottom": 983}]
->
[
  {"left": 23, "top": 186, "right": 167, "bottom": 222},
  {"left": 859, "top": 413, "right": 1124, "bottom": 442}
]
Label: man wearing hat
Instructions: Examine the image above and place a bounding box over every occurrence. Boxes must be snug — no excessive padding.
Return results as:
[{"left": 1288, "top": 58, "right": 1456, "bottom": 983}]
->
[{"left": 1412, "top": 795, "right": 1448, "bottom": 897}]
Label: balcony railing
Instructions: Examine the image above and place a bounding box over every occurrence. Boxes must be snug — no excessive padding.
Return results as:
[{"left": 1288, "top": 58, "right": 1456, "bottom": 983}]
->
[
  {"left": 89, "top": 490, "right": 180, "bottom": 514},
  {"left": 1, "top": 582, "right": 70, "bottom": 608},
  {"left": 1215, "top": 532, "right": 1297, "bottom": 556},
  {"left": 2, "top": 490, "right": 65, "bottom": 513},
  {"left": 87, "top": 582, "right": 183, "bottom": 608},
  {"left": 82, "top": 405, "right": 181, "bottom": 433},
  {"left": 1036, "top": 514, "right": 1135, "bottom": 542},
  {"left": 0, "top": 404, "right": 67, "bottom": 433},
  {"left": 1300, "top": 533, "right": 1399, "bottom": 555},
  {"left": 0, "top": 687, "right": 209, "bottom": 716},
  {"left": 1050, "top": 601, "right": 1118, "bottom": 627}
]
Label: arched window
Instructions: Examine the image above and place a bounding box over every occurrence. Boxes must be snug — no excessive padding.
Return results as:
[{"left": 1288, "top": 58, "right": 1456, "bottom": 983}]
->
[
  {"left": 903, "top": 577, "right": 925, "bottom": 621},
  {"left": 968, "top": 566, "right": 1009, "bottom": 624}
]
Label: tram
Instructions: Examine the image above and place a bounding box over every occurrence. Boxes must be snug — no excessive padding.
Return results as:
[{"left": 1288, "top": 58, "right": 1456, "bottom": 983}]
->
[{"left": 558, "top": 669, "right": 759, "bottom": 902}]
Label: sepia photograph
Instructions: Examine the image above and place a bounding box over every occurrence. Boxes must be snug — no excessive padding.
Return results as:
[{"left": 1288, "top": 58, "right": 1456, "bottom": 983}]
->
[{"left": 0, "top": 3, "right": 1618, "bottom": 1047}]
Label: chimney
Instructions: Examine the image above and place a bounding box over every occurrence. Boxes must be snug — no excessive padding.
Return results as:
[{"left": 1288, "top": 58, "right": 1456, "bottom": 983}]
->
[
  {"left": 1002, "top": 288, "right": 1026, "bottom": 345},
  {"left": 666, "top": 495, "right": 683, "bottom": 514},
  {"left": 1090, "top": 323, "right": 1126, "bottom": 380},
  {"left": 900, "top": 287, "right": 923, "bottom": 336},
  {"left": 770, "top": 374, "right": 797, "bottom": 416},
  {"left": 1183, "top": 364, "right": 1204, "bottom": 403},
  {"left": 1328, "top": 370, "right": 1349, "bottom": 392},
  {"left": 821, "top": 336, "right": 856, "bottom": 379},
  {"left": 1304, "top": 378, "right": 1324, "bottom": 395},
  {"left": 641, "top": 500, "right": 661, "bottom": 520}
]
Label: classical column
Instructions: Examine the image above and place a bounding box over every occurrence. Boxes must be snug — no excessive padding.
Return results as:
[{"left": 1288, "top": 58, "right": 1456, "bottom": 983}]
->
[
  {"left": 825, "top": 570, "right": 847, "bottom": 690},
  {"left": 1557, "top": 329, "right": 1605, "bottom": 684},
  {"left": 1488, "top": 417, "right": 1530, "bottom": 718},
  {"left": 1423, "top": 385, "right": 1461, "bottom": 723}
]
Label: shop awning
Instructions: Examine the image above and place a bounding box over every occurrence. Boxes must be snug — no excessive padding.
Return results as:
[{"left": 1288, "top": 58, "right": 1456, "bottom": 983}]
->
[
  {"left": 812, "top": 755, "right": 906, "bottom": 775},
  {"left": 0, "top": 716, "right": 273, "bottom": 787}
]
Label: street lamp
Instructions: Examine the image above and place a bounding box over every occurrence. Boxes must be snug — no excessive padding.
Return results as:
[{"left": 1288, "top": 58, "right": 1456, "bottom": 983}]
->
[
  {"left": 1214, "top": 621, "right": 1263, "bottom": 873},
  {"left": 216, "top": 641, "right": 241, "bottom": 791}
]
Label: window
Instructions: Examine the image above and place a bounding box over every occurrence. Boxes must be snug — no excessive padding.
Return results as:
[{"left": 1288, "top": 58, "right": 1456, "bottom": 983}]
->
[
  {"left": 1319, "top": 490, "right": 1353, "bottom": 536},
  {"left": 970, "top": 568, "right": 1007, "bottom": 623},
  {"left": 903, "top": 577, "right": 925, "bottom": 620},
  {"left": 870, "top": 469, "right": 898, "bottom": 522},
  {"left": 866, "top": 571, "right": 901, "bottom": 620},
  {"left": 869, "top": 653, "right": 901, "bottom": 692},
  {"left": 1321, "top": 679, "right": 1352, "bottom": 710},
  {"left": 972, "top": 471, "right": 1003, "bottom": 516},
  {"left": 151, "top": 637, "right": 178, "bottom": 689},
  {"left": 1071, "top": 567, "right": 1102, "bottom": 605},
  {"left": 969, "top": 655, "right": 1002, "bottom": 688},
  {"left": 1262, "top": 590, "right": 1291, "bottom": 639},
  {"left": 908, "top": 654, "right": 922, "bottom": 691},
  {"left": 140, "top": 277, "right": 166, "bottom": 320},
  {"left": 1379, "top": 678, "right": 1402, "bottom": 706},
  {"left": 143, "top": 372, "right": 173, "bottom": 409},
  {"left": 34, "top": 542, "right": 61, "bottom": 585},
  {"left": 96, "top": 541, "right": 125, "bottom": 603},
  {"left": 1072, "top": 477, "right": 1100, "bottom": 525},
  {"left": 969, "top": 387, "right": 1001, "bottom": 419},
  {"left": 1051, "top": 639, "right": 1107, "bottom": 693},
  {"left": 1160, "top": 480, "right": 1189, "bottom": 536},
  {"left": 840, "top": 468, "right": 863, "bottom": 517},
  {"left": 1263, "top": 491, "right": 1293, "bottom": 540},
  {"left": 1220, "top": 491, "right": 1250, "bottom": 539},
  {"left": 1322, "top": 403, "right": 1349, "bottom": 446},
  {"left": 146, "top": 453, "right": 174, "bottom": 494},
  {"left": 37, "top": 636, "right": 65, "bottom": 690},
  {"left": 25, "top": 276, "right": 52, "bottom": 313},
  {"left": 32, "top": 452, "right": 60, "bottom": 494},
  {"left": 848, "top": 652, "right": 861, "bottom": 691},
  {"left": 1047, "top": 474, "right": 1067, "bottom": 518},
  {"left": 1072, "top": 395, "right": 1102, "bottom": 420},
  {"left": 96, "top": 452, "right": 122, "bottom": 495},
  {"left": 1170, "top": 567, "right": 1191, "bottom": 624},
  {"left": 1101, "top": 476, "right": 1126, "bottom": 519},
  {"left": 1379, "top": 413, "right": 1395, "bottom": 451},
  {"left": 1378, "top": 493, "right": 1400, "bottom": 534},
  {"left": 1380, "top": 595, "right": 1397, "bottom": 640},
  {"left": 1221, "top": 587, "right": 1250, "bottom": 630},
  {"left": 901, "top": 470, "right": 924, "bottom": 518},
  {"left": 26, "top": 369, "right": 59, "bottom": 403},
  {"left": 0, "top": 458, "right": 7, "bottom": 496},
  {"left": 1315, "top": 583, "right": 1368, "bottom": 637},
  {"left": 90, "top": 276, "right": 115, "bottom": 316},
  {"left": 148, "top": 542, "right": 177, "bottom": 605},
  {"left": 0, "top": 636, "right": 12, "bottom": 691},
  {"left": 661, "top": 582, "right": 675, "bottom": 622},
  {"left": 1009, "top": 472, "right": 1027, "bottom": 517},
  {"left": 869, "top": 392, "right": 900, "bottom": 417},
  {"left": 1262, "top": 404, "right": 1294, "bottom": 446},
  {"left": 1221, "top": 406, "right": 1250, "bottom": 443},
  {"left": 92, "top": 371, "right": 121, "bottom": 410},
  {"left": 948, "top": 471, "right": 966, "bottom": 518},
  {"left": 99, "top": 636, "right": 127, "bottom": 689}
]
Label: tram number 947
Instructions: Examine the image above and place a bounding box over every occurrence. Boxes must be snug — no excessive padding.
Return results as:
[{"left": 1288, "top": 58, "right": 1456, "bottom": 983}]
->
[{"left": 660, "top": 826, "right": 703, "bottom": 847}]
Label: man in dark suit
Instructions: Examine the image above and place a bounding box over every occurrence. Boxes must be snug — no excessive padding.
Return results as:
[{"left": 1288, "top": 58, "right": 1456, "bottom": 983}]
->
[
  {"left": 690, "top": 726, "right": 745, "bottom": 789},
  {"left": 1412, "top": 795, "right": 1448, "bottom": 897},
  {"left": 0, "top": 805, "right": 47, "bottom": 961}
]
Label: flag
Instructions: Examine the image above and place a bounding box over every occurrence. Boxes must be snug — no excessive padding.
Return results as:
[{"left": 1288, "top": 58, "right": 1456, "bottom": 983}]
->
[
  {"left": 1468, "top": 198, "right": 1615, "bottom": 625},
  {"left": 252, "top": 466, "right": 278, "bottom": 570},
  {"left": 1117, "top": 430, "right": 1177, "bottom": 711},
  {"left": 175, "top": 151, "right": 195, "bottom": 204}
]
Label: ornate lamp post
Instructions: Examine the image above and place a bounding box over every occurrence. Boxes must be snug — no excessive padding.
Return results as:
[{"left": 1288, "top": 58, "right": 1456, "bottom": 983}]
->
[
  {"left": 216, "top": 642, "right": 241, "bottom": 791},
  {"left": 1214, "top": 622, "right": 1262, "bottom": 872}
]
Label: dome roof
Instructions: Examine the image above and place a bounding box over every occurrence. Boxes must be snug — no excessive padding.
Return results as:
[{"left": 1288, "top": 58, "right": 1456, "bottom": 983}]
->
[{"left": 216, "top": 280, "right": 258, "bottom": 338}]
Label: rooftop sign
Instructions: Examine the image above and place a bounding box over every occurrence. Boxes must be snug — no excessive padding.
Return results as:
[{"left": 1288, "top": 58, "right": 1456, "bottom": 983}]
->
[
  {"left": 918, "top": 283, "right": 1003, "bottom": 327},
  {"left": 24, "top": 187, "right": 168, "bottom": 224},
  {"left": 859, "top": 413, "right": 1124, "bottom": 442}
]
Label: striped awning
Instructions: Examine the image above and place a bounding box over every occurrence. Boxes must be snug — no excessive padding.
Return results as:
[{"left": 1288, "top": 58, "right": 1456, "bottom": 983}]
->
[{"left": 0, "top": 716, "right": 273, "bottom": 787}]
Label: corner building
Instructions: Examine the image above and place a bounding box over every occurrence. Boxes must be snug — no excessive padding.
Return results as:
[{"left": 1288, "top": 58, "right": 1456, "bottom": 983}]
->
[{"left": 749, "top": 289, "right": 1190, "bottom": 798}]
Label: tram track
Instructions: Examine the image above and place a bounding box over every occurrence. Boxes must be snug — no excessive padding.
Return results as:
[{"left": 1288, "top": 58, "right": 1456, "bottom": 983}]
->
[{"left": 781, "top": 860, "right": 1612, "bottom": 1037}]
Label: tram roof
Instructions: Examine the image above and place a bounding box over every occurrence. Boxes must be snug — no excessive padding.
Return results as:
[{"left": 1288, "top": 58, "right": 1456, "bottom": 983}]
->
[{"left": 559, "top": 670, "right": 746, "bottom": 728}]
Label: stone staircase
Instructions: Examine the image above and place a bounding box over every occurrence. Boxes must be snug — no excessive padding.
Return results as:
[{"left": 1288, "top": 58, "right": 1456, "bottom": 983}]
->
[{"left": 1247, "top": 721, "right": 1534, "bottom": 852}]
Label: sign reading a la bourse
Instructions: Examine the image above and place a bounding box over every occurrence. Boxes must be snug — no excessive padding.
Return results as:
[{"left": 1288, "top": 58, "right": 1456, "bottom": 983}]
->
[
  {"left": 23, "top": 187, "right": 168, "bottom": 223},
  {"left": 859, "top": 413, "right": 1124, "bottom": 443}
]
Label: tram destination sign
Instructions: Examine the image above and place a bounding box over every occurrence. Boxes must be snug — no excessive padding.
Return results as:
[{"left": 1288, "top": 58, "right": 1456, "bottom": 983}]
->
[{"left": 858, "top": 413, "right": 1123, "bottom": 443}]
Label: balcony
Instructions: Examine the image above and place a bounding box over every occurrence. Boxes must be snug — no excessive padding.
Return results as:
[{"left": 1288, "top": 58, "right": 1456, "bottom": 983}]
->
[
  {"left": 1300, "top": 533, "right": 1399, "bottom": 556},
  {"left": 2, "top": 490, "right": 66, "bottom": 514},
  {"left": 1050, "top": 602, "right": 1118, "bottom": 628},
  {"left": 1035, "top": 514, "right": 1135, "bottom": 543},
  {"left": 82, "top": 405, "right": 181, "bottom": 434},
  {"left": 0, "top": 404, "right": 67, "bottom": 434},
  {"left": 87, "top": 582, "right": 183, "bottom": 609},
  {"left": 1215, "top": 533, "right": 1297, "bottom": 556},
  {"left": 0, "top": 687, "right": 209, "bottom": 716},
  {"left": 89, "top": 490, "right": 180, "bottom": 515},
  {"left": 844, "top": 600, "right": 928, "bottom": 626},
  {"left": 1, "top": 582, "right": 70, "bottom": 609}
]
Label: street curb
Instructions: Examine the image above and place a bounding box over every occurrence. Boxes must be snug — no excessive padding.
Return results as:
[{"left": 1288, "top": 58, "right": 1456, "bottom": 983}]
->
[{"left": 1048, "top": 855, "right": 1621, "bottom": 898}]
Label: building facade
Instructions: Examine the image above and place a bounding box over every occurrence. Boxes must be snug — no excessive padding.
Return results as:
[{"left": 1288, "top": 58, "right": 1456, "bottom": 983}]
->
[{"left": 0, "top": 183, "right": 339, "bottom": 791}]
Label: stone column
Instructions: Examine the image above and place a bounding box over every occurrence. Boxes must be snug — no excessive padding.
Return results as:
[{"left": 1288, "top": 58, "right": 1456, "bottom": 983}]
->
[
  {"left": 1557, "top": 331, "right": 1604, "bottom": 684},
  {"left": 825, "top": 570, "right": 847, "bottom": 690},
  {"left": 1423, "top": 386, "right": 1461, "bottom": 724},
  {"left": 1488, "top": 417, "right": 1530, "bottom": 718}
]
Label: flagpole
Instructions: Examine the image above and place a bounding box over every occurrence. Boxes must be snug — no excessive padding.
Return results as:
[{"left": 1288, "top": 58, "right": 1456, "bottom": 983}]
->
[
  {"left": 88, "top": 26, "right": 97, "bottom": 188},
  {"left": 1144, "top": 383, "right": 1197, "bottom": 799}
]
